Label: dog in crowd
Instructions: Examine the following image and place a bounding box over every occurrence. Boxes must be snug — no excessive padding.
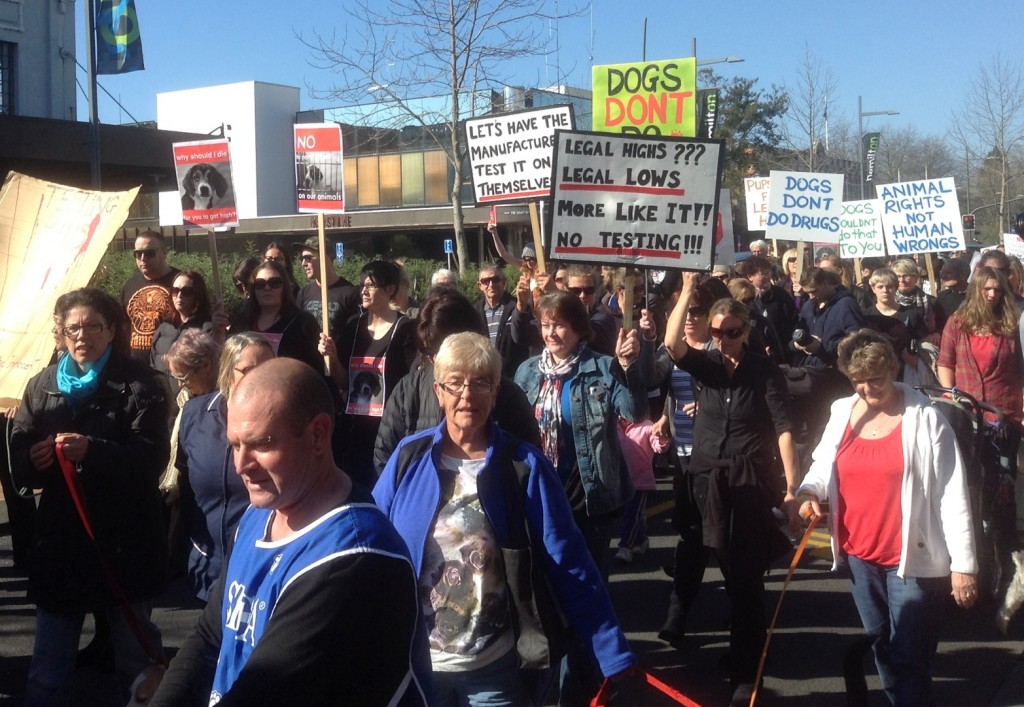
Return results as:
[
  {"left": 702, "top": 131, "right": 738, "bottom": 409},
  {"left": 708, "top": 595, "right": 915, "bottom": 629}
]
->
[
  {"left": 299, "top": 163, "right": 326, "bottom": 190},
  {"left": 181, "top": 163, "right": 229, "bottom": 210},
  {"left": 349, "top": 371, "right": 382, "bottom": 405}
]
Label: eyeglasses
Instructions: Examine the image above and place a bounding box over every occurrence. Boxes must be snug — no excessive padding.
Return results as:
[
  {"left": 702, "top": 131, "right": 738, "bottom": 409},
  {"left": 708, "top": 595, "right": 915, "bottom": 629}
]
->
[
  {"left": 686, "top": 307, "right": 707, "bottom": 318},
  {"left": 712, "top": 273, "right": 730, "bottom": 281},
  {"left": 438, "top": 380, "right": 496, "bottom": 397},
  {"left": 300, "top": 254, "right": 316, "bottom": 263},
  {"left": 62, "top": 322, "right": 107, "bottom": 339},
  {"left": 170, "top": 367, "right": 195, "bottom": 384},
  {"left": 709, "top": 325, "right": 746, "bottom": 340},
  {"left": 170, "top": 286, "right": 195, "bottom": 297},
  {"left": 253, "top": 277, "right": 284, "bottom": 291},
  {"left": 568, "top": 286, "right": 596, "bottom": 296},
  {"left": 896, "top": 273, "right": 917, "bottom": 280},
  {"left": 522, "top": 256, "right": 537, "bottom": 263},
  {"left": 361, "top": 283, "right": 380, "bottom": 292},
  {"left": 479, "top": 276, "right": 504, "bottom": 286},
  {"left": 265, "top": 255, "right": 285, "bottom": 264},
  {"left": 133, "top": 248, "right": 158, "bottom": 259},
  {"left": 786, "top": 257, "right": 797, "bottom": 264}
]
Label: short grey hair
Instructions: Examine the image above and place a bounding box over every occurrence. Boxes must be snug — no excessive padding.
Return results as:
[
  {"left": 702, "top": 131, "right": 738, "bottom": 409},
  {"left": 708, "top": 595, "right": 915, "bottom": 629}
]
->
[
  {"left": 433, "top": 332, "right": 501, "bottom": 386},
  {"left": 431, "top": 268, "right": 457, "bottom": 286}
]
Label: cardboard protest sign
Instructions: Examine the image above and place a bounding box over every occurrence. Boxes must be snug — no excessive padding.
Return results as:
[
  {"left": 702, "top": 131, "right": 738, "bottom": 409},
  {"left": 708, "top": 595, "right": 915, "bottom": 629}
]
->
[
  {"left": 294, "top": 123, "right": 345, "bottom": 213},
  {"left": 839, "top": 199, "right": 885, "bottom": 259},
  {"left": 592, "top": 58, "right": 697, "bottom": 137},
  {"left": 765, "top": 171, "right": 845, "bottom": 243},
  {"left": 876, "top": 177, "right": 963, "bottom": 255},
  {"left": 0, "top": 172, "right": 139, "bottom": 406},
  {"left": 743, "top": 176, "right": 770, "bottom": 231},
  {"left": 1004, "top": 232, "right": 1024, "bottom": 260},
  {"left": 715, "top": 189, "right": 737, "bottom": 266},
  {"left": 465, "top": 105, "right": 574, "bottom": 204},
  {"left": 172, "top": 139, "right": 238, "bottom": 228},
  {"left": 548, "top": 130, "right": 724, "bottom": 270}
]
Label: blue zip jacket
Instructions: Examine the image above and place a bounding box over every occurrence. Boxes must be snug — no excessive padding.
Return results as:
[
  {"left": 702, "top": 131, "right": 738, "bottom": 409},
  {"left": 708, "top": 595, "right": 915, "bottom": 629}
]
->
[
  {"left": 372, "top": 422, "right": 637, "bottom": 679},
  {"left": 513, "top": 347, "right": 646, "bottom": 516}
]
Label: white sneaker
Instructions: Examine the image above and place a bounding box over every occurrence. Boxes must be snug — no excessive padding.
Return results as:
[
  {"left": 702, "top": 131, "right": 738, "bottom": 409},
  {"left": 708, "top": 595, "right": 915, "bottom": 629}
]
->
[
  {"left": 633, "top": 538, "right": 650, "bottom": 556},
  {"left": 615, "top": 546, "right": 634, "bottom": 563}
]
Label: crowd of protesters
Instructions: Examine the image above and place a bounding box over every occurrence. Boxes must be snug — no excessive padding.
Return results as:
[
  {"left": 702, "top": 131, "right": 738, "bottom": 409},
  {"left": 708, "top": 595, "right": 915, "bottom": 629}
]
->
[{"left": 3, "top": 227, "right": 1023, "bottom": 706}]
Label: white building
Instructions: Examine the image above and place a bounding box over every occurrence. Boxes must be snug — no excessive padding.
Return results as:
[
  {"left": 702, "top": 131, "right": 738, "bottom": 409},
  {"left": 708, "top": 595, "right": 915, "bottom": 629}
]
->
[{"left": 0, "top": 0, "right": 77, "bottom": 118}]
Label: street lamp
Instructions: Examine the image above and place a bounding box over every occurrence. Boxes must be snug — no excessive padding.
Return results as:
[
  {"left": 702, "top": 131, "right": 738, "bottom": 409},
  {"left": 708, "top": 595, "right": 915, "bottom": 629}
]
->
[{"left": 858, "top": 95, "right": 899, "bottom": 199}]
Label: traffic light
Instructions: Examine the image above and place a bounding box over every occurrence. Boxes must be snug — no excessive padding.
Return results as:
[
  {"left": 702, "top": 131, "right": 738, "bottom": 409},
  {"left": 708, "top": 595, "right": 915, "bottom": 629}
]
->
[{"left": 962, "top": 214, "right": 976, "bottom": 231}]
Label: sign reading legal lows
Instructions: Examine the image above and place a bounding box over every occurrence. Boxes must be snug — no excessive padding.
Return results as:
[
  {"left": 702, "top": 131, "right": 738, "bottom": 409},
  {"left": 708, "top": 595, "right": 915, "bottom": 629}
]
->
[
  {"left": 464, "top": 105, "right": 574, "bottom": 204},
  {"left": 548, "top": 130, "right": 724, "bottom": 270}
]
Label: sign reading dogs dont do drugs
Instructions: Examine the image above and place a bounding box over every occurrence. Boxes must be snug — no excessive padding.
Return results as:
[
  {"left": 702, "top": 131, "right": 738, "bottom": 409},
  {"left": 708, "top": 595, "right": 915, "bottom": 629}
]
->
[{"left": 548, "top": 130, "right": 724, "bottom": 270}]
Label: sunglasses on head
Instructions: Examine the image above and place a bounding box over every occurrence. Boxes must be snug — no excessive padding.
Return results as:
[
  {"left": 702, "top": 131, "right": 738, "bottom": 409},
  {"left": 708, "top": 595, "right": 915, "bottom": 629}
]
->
[
  {"left": 479, "top": 276, "right": 504, "bottom": 286},
  {"left": 568, "top": 286, "right": 596, "bottom": 296},
  {"left": 710, "top": 325, "right": 745, "bottom": 340},
  {"left": 170, "top": 286, "right": 195, "bottom": 297},
  {"left": 253, "top": 277, "right": 284, "bottom": 291},
  {"left": 133, "top": 248, "right": 157, "bottom": 259}
]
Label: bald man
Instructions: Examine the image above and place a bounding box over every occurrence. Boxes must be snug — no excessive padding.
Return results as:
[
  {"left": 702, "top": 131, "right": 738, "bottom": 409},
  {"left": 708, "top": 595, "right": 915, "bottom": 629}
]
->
[{"left": 153, "top": 359, "right": 430, "bottom": 706}]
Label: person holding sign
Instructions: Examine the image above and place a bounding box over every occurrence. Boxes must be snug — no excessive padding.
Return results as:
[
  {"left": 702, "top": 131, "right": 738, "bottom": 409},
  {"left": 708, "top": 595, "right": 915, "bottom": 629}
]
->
[{"left": 662, "top": 273, "right": 799, "bottom": 702}]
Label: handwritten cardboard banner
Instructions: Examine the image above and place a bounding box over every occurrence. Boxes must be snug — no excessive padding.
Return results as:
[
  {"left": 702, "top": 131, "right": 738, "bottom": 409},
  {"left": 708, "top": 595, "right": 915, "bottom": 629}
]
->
[
  {"left": 839, "top": 199, "right": 885, "bottom": 258},
  {"left": 464, "top": 105, "right": 574, "bottom": 204},
  {"left": 0, "top": 172, "right": 139, "bottom": 406},
  {"left": 1003, "top": 232, "right": 1024, "bottom": 260},
  {"left": 765, "top": 171, "right": 845, "bottom": 243},
  {"left": 877, "top": 177, "right": 963, "bottom": 255},
  {"left": 592, "top": 58, "right": 697, "bottom": 137},
  {"left": 743, "top": 176, "right": 770, "bottom": 231},
  {"left": 172, "top": 139, "right": 239, "bottom": 228},
  {"left": 548, "top": 130, "right": 724, "bottom": 270},
  {"left": 294, "top": 123, "right": 345, "bottom": 213}
]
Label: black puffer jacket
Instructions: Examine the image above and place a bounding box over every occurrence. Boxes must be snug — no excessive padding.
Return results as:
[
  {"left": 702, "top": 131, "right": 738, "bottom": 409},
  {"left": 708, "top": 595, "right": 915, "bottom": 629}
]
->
[
  {"left": 11, "top": 351, "right": 170, "bottom": 612},
  {"left": 373, "top": 363, "right": 542, "bottom": 476}
]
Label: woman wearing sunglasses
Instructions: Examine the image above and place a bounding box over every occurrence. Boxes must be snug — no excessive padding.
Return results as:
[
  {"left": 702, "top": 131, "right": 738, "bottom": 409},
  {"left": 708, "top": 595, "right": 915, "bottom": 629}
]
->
[
  {"left": 662, "top": 271, "right": 800, "bottom": 703},
  {"left": 151, "top": 270, "right": 228, "bottom": 390},
  {"left": 242, "top": 259, "right": 322, "bottom": 374}
]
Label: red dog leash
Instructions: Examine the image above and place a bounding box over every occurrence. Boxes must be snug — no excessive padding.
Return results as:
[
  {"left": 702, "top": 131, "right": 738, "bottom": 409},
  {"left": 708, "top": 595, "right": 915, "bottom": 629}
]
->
[
  {"left": 56, "top": 444, "right": 167, "bottom": 667},
  {"left": 590, "top": 666, "right": 703, "bottom": 706}
]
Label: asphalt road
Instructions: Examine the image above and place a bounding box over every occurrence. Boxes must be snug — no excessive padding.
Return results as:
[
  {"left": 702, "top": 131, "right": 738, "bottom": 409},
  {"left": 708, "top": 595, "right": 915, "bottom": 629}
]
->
[{"left": 2, "top": 477, "right": 1024, "bottom": 706}]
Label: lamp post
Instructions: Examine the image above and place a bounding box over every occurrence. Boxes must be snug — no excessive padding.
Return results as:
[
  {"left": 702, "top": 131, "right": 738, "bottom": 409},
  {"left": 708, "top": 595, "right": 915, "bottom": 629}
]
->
[{"left": 857, "top": 96, "right": 899, "bottom": 199}]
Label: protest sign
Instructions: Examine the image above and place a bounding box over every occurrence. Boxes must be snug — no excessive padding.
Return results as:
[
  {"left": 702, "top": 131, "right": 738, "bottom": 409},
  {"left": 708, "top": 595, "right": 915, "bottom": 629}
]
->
[
  {"left": 465, "top": 105, "right": 574, "bottom": 204},
  {"left": 765, "top": 171, "right": 845, "bottom": 243},
  {"left": 1004, "top": 232, "right": 1024, "bottom": 260},
  {"left": 548, "top": 130, "right": 724, "bottom": 270},
  {"left": 0, "top": 172, "right": 138, "bottom": 406},
  {"left": 592, "top": 58, "right": 697, "bottom": 137},
  {"left": 172, "top": 139, "right": 238, "bottom": 228},
  {"left": 876, "top": 177, "right": 963, "bottom": 255},
  {"left": 294, "top": 123, "right": 345, "bottom": 213},
  {"left": 839, "top": 199, "right": 885, "bottom": 259},
  {"left": 743, "top": 176, "right": 770, "bottom": 231}
]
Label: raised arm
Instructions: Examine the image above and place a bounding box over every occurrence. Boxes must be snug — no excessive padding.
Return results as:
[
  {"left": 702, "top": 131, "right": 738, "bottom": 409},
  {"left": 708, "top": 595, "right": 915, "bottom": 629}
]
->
[{"left": 663, "top": 272, "right": 700, "bottom": 361}]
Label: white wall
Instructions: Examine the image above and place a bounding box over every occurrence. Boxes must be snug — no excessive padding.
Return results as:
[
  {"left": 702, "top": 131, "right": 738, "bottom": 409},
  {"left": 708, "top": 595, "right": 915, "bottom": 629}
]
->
[
  {"left": 157, "top": 81, "right": 300, "bottom": 226},
  {"left": 0, "top": 0, "right": 77, "bottom": 119}
]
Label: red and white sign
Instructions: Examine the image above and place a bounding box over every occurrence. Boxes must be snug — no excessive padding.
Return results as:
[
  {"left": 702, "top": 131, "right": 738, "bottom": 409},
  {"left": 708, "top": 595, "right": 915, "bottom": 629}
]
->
[
  {"left": 172, "top": 139, "right": 238, "bottom": 228},
  {"left": 294, "top": 123, "right": 345, "bottom": 213}
]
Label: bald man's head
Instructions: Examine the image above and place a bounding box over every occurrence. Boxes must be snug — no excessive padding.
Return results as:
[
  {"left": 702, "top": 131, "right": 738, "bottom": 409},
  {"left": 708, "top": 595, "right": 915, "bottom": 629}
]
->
[{"left": 231, "top": 358, "right": 335, "bottom": 437}]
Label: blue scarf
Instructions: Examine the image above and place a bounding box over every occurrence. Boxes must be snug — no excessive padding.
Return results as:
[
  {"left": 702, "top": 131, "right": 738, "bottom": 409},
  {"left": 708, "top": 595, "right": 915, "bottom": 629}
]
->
[{"left": 56, "top": 346, "right": 113, "bottom": 411}]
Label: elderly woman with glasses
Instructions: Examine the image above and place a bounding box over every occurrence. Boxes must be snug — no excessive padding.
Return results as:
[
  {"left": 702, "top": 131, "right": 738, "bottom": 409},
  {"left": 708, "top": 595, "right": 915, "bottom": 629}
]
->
[
  {"left": 375, "top": 333, "right": 637, "bottom": 706},
  {"left": 10, "top": 288, "right": 169, "bottom": 704},
  {"left": 662, "top": 273, "right": 800, "bottom": 702},
  {"left": 242, "top": 259, "right": 322, "bottom": 374},
  {"left": 890, "top": 258, "right": 944, "bottom": 336}
]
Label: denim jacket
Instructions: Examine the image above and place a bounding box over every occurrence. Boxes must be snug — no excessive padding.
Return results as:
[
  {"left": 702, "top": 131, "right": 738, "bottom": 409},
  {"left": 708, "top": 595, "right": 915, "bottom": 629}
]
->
[{"left": 513, "top": 346, "right": 647, "bottom": 516}]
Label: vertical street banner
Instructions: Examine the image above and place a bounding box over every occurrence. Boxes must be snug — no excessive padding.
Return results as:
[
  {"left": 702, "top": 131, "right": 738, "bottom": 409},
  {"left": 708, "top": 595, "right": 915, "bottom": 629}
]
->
[
  {"left": 172, "top": 139, "right": 239, "bottom": 228},
  {"left": 0, "top": 172, "right": 139, "bottom": 405},
  {"left": 464, "top": 105, "right": 575, "bottom": 204},
  {"left": 548, "top": 130, "right": 724, "bottom": 270},
  {"left": 743, "top": 176, "right": 771, "bottom": 231},
  {"left": 95, "top": 0, "right": 145, "bottom": 75},
  {"left": 862, "top": 132, "right": 881, "bottom": 187},
  {"left": 696, "top": 88, "right": 720, "bottom": 139},
  {"left": 592, "top": 58, "right": 697, "bottom": 137},
  {"left": 294, "top": 123, "right": 345, "bottom": 213},
  {"left": 839, "top": 199, "right": 885, "bottom": 258},
  {"left": 765, "top": 171, "right": 845, "bottom": 243},
  {"left": 877, "top": 177, "right": 964, "bottom": 255}
]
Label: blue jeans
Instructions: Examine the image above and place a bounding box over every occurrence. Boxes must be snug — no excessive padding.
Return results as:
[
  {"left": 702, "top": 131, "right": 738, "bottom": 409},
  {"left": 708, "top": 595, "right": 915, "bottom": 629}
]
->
[
  {"left": 847, "top": 555, "right": 947, "bottom": 707},
  {"left": 25, "top": 603, "right": 161, "bottom": 706},
  {"left": 431, "top": 647, "right": 528, "bottom": 707}
]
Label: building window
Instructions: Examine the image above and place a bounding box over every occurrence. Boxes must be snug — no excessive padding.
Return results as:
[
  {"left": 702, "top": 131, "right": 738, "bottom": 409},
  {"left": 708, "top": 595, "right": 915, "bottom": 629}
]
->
[{"left": 0, "top": 41, "right": 14, "bottom": 115}]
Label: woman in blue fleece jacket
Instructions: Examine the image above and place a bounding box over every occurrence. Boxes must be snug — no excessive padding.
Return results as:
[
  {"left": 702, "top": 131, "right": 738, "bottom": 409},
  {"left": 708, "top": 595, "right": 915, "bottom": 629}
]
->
[{"left": 373, "top": 333, "right": 637, "bottom": 707}]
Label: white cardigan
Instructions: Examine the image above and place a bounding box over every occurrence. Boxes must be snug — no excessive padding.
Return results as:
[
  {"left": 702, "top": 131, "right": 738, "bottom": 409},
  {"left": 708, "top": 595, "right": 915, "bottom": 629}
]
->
[{"left": 798, "top": 383, "right": 977, "bottom": 578}]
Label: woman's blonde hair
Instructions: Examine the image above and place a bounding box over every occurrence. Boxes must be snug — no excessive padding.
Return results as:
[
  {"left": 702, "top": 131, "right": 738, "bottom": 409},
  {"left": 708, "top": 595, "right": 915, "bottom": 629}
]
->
[
  {"left": 837, "top": 329, "right": 898, "bottom": 381},
  {"left": 434, "top": 332, "right": 501, "bottom": 386},
  {"left": 868, "top": 267, "right": 898, "bottom": 289},
  {"left": 218, "top": 332, "right": 275, "bottom": 398},
  {"left": 957, "top": 266, "right": 1020, "bottom": 336}
]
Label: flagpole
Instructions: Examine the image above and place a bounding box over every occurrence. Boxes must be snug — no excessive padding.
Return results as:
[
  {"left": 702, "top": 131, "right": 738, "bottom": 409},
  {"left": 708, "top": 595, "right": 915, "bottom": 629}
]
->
[{"left": 84, "top": 0, "right": 101, "bottom": 188}]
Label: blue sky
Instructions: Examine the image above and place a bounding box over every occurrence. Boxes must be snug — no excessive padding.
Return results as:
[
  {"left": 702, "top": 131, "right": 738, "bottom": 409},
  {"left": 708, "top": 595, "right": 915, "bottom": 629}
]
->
[{"left": 79, "top": 0, "right": 1018, "bottom": 143}]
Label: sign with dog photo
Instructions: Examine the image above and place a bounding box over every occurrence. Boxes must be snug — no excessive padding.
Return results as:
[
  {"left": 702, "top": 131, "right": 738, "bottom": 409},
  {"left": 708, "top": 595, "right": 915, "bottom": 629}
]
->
[
  {"left": 346, "top": 356, "right": 385, "bottom": 417},
  {"left": 294, "top": 123, "right": 345, "bottom": 213},
  {"left": 172, "top": 139, "right": 238, "bottom": 228}
]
